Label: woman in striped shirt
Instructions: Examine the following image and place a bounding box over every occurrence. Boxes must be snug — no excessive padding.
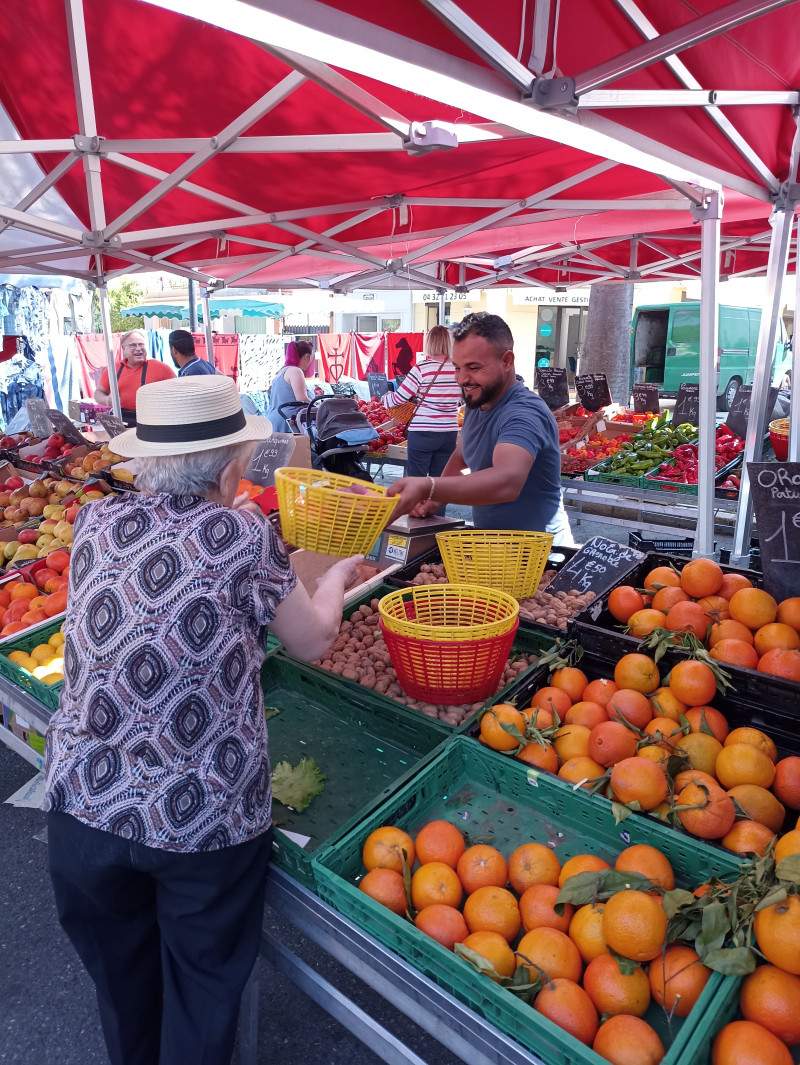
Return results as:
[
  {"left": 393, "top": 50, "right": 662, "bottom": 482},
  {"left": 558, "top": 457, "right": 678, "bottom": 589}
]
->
[{"left": 384, "top": 325, "right": 461, "bottom": 482}]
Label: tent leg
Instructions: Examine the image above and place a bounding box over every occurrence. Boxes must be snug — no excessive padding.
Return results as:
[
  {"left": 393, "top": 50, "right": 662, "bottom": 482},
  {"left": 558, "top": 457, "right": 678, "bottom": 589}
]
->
[
  {"left": 730, "top": 207, "right": 794, "bottom": 566},
  {"left": 790, "top": 217, "right": 800, "bottom": 463},
  {"left": 97, "top": 285, "right": 122, "bottom": 419},
  {"left": 694, "top": 191, "right": 721, "bottom": 559},
  {"left": 201, "top": 290, "right": 215, "bottom": 364}
]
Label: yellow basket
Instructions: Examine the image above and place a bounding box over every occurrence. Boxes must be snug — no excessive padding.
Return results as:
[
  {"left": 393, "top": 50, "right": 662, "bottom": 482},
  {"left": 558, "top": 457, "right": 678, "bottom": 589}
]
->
[
  {"left": 274, "top": 467, "right": 396, "bottom": 557},
  {"left": 435, "top": 530, "right": 554, "bottom": 599},
  {"left": 770, "top": 418, "right": 790, "bottom": 436},
  {"left": 378, "top": 584, "right": 519, "bottom": 642}
]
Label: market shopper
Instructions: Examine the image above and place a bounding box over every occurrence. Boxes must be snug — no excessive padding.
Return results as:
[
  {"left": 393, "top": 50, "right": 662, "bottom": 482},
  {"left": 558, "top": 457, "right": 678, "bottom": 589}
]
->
[
  {"left": 169, "top": 327, "right": 218, "bottom": 376},
  {"left": 387, "top": 312, "right": 574, "bottom": 545},
  {"left": 382, "top": 324, "right": 460, "bottom": 485},
  {"left": 93, "top": 329, "right": 175, "bottom": 422},
  {"left": 44, "top": 374, "right": 361, "bottom": 1065},
  {"left": 265, "top": 340, "right": 314, "bottom": 432}
]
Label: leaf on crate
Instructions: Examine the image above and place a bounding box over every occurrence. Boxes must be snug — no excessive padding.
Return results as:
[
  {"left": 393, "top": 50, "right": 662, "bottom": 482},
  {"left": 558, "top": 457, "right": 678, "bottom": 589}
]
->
[
  {"left": 271, "top": 758, "right": 325, "bottom": 812},
  {"left": 700, "top": 946, "right": 756, "bottom": 976},
  {"left": 776, "top": 855, "right": 800, "bottom": 885}
]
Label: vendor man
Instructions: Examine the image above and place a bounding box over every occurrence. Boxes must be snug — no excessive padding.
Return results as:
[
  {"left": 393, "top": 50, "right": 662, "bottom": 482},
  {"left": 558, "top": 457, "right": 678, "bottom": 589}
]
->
[
  {"left": 94, "top": 329, "right": 175, "bottom": 422},
  {"left": 169, "top": 329, "right": 219, "bottom": 377},
  {"left": 388, "top": 312, "right": 574, "bottom": 545}
]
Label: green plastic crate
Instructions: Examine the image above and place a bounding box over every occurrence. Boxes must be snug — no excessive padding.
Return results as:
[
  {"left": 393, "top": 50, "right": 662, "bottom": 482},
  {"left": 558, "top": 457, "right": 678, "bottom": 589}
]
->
[
  {"left": 0, "top": 617, "right": 64, "bottom": 710},
  {"left": 312, "top": 737, "right": 742, "bottom": 1065},
  {"left": 261, "top": 654, "right": 449, "bottom": 889}
]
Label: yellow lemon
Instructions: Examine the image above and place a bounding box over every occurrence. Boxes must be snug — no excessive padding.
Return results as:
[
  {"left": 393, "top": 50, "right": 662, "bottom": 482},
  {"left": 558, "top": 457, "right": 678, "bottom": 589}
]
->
[
  {"left": 31, "top": 644, "right": 55, "bottom": 666},
  {"left": 6, "top": 650, "right": 30, "bottom": 666},
  {"left": 16, "top": 655, "right": 38, "bottom": 674},
  {"left": 48, "top": 632, "right": 65, "bottom": 650},
  {"left": 41, "top": 672, "right": 63, "bottom": 685}
]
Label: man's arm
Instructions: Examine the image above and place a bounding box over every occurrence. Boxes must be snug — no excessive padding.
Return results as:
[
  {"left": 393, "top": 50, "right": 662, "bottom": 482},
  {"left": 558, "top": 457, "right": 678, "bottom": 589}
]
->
[{"left": 93, "top": 387, "right": 111, "bottom": 404}]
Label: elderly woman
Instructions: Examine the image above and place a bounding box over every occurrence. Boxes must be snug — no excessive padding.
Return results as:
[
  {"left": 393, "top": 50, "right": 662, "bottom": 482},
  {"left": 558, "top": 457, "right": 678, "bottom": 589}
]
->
[{"left": 44, "top": 375, "right": 360, "bottom": 1065}]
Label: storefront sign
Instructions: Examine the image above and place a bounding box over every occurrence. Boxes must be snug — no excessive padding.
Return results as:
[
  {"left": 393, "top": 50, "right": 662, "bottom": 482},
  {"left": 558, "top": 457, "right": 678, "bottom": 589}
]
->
[
  {"left": 546, "top": 537, "right": 645, "bottom": 598},
  {"left": 511, "top": 288, "right": 591, "bottom": 306},
  {"left": 749, "top": 462, "right": 800, "bottom": 600}
]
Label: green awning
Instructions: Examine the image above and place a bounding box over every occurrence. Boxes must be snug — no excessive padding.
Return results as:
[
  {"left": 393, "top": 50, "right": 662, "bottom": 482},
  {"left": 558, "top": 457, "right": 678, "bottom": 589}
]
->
[{"left": 122, "top": 297, "right": 284, "bottom": 320}]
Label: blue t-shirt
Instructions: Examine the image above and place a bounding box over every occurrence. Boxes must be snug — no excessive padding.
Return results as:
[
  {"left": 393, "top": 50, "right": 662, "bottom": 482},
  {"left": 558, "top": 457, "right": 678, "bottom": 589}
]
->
[
  {"left": 461, "top": 381, "right": 562, "bottom": 531},
  {"left": 178, "top": 357, "right": 218, "bottom": 377}
]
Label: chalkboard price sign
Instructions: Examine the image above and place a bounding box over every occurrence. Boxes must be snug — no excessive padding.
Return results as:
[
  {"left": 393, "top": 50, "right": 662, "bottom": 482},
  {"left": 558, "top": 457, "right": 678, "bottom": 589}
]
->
[
  {"left": 535, "top": 366, "right": 569, "bottom": 410},
  {"left": 725, "top": 384, "right": 779, "bottom": 442},
  {"left": 47, "top": 409, "right": 88, "bottom": 447},
  {"left": 25, "top": 398, "right": 53, "bottom": 439},
  {"left": 97, "top": 412, "right": 128, "bottom": 438},
  {"left": 546, "top": 536, "right": 645, "bottom": 598},
  {"left": 672, "top": 383, "right": 700, "bottom": 427},
  {"left": 748, "top": 461, "right": 800, "bottom": 601},
  {"left": 244, "top": 433, "right": 296, "bottom": 488},
  {"left": 575, "top": 373, "right": 612, "bottom": 412},
  {"left": 367, "top": 373, "right": 389, "bottom": 398},
  {"left": 632, "top": 383, "right": 660, "bottom": 414}
]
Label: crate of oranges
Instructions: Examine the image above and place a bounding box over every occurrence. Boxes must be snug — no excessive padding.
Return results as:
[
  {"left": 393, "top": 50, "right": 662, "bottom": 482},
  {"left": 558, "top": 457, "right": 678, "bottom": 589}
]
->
[
  {"left": 0, "top": 617, "right": 65, "bottom": 709},
  {"left": 313, "top": 737, "right": 743, "bottom": 1065},
  {"left": 0, "top": 558, "right": 69, "bottom": 641}
]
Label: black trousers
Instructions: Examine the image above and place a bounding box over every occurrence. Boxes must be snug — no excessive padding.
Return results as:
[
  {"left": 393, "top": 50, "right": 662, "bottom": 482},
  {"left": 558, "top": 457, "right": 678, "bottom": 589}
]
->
[{"left": 48, "top": 812, "right": 273, "bottom": 1065}]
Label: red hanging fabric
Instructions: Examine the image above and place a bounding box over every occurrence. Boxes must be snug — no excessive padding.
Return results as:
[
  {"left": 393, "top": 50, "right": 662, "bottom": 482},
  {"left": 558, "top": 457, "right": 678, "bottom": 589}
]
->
[
  {"left": 352, "top": 333, "right": 386, "bottom": 379},
  {"left": 317, "top": 333, "right": 352, "bottom": 382},
  {"left": 191, "top": 333, "right": 240, "bottom": 380},
  {"left": 76, "top": 333, "right": 120, "bottom": 399},
  {"left": 386, "top": 333, "right": 424, "bottom": 378}
]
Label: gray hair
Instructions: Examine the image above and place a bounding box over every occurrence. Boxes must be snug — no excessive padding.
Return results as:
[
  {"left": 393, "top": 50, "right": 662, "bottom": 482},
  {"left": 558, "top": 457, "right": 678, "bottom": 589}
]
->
[
  {"left": 136, "top": 441, "right": 255, "bottom": 495},
  {"left": 121, "top": 330, "right": 146, "bottom": 347}
]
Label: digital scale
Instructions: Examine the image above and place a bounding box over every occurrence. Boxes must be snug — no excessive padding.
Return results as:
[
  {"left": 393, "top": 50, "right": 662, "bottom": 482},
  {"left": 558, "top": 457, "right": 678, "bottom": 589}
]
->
[{"left": 365, "top": 513, "right": 465, "bottom": 568}]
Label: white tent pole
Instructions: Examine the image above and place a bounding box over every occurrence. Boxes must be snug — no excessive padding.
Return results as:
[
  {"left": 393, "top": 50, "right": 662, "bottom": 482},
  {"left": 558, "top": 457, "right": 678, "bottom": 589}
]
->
[
  {"left": 694, "top": 192, "right": 722, "bottom": 559},
  {"left": 790, "top": 218, "right": 800, "bottom": 462},
  {"left": 97, "top": 285, "right": 122, "bottom": 419},
  {"left": 201, "top": 291, "right": 215, "bottom": 364}
]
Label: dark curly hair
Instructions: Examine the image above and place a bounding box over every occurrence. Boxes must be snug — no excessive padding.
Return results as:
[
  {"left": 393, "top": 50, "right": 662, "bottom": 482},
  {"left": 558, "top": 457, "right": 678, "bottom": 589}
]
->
[{"left": 452, "top": 312, "right": 514, "bottom": 355}]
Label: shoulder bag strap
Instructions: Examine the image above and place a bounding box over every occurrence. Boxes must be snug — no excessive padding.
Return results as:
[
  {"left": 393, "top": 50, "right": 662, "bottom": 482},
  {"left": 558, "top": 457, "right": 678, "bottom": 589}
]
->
[{"left": 406, "top": 359, "right": 448, "bottom": 429}]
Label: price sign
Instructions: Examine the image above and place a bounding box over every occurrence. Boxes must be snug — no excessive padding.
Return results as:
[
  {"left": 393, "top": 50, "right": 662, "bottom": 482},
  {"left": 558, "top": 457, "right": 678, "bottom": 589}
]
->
[
  {"left": 725, "top": 384, "right": 780, "bottom": 442},
  {"left": 672, "top": 384, "right": 700, "bottom": 427},
  {"left": 25, "top": 398, "right": 53, "bottom": 438},
  {"left": 546, "top": 536, "right": 645, "bottom": 599},
  {"left": 46, "top": 409, "right": 88, "bottom": 447},
  {"left": 748, "top": 461, "right": 800, "bottom": 601},
  {"left": 575, "top": 373, "right": 612, "bottom": 412},
  {"left": 367, "top": 373, "right": 389, "bottom": 398},
  {"left": 535, "top": 366, "right": 569, "bottom": 410},
  {"left": 97, "top": 412, "right": 127, "bottom": 438},
  {"left": 243, "top": 434, "right": 296, "bottom": 488},
  {"left": 632, "top": 383, "right": 660, "bottom": 414}
]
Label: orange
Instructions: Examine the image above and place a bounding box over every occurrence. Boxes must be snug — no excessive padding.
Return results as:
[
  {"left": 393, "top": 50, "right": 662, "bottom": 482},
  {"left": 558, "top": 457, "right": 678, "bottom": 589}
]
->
[
  {"left": 726, "top": 784, "right": 785, "bottom": 833},
  {"left": 516, "top": 741, "right": 559, "bottom": 773},
  {"left": 644, "top": 566, "right": 681, "bottom": 592},
  {"left": 411, "top": 862, "right": 463, "bottom": 911},
  {"left": 551, "top": 666, "right": 588, "bottom": 703},
  {"left": 609, "top": 758, "right": 668, "bottom": 811},
  {"left": 698, "top": 595, "right": 732, "bottom": 622},
  {"left": 565, "top": 700, "right": 608, "bottom": 730},
  {"left": 776, "top": 597, "right": 800, "bottom": 631},
  {"left": 729, "top": 587, "right": 778, "bottom": 630},
  {"left": 519, "top": 883, "right": 573, "bottom": 933},
  {"left": 28, "top": 595, "right": 47, "bottom": 612},
  {"left": 717, "top": 572, "right": 754, "bottom": 601},
  {"left": 515, "top": 927, "right": 582, "bottom": 983},
  {"left": 602, "top": 889, "right": 666, "bottom": 962},
  {"left": 583, "top": 951, "right": 650, "bottom": 1017},
  {"left": 773, "top": 756, "right": 800, "bottom": 809},
  {"left": 20, "top": 609, "right": 47, "bottom": 626},
  {"left": 651, "top": 585, "right": 690, "bottom": 613},
  {"left": 593, "top": 1014, "right": 665, "bottom": 1065},
  {"left": 558, "top": 756, "right": 605, "bottom": 789},
  {"left": 462, "top": 886, "right": 520, "bottom": 942},
  {"left": 669, "top": 659, "right": 717, "bottom": 707},
  {"left": 553, "top": 724, "right": 590, "bottom": 761},
  {"left": 582, "top": 678, "right": 618, "bottom": 708},
  {"left": 685, "top": 705, "right": 730, "bottom": 744},
  {"left": 523, "top": 704, "right": 555, "bottom": 729},
  {"left": 614, "top": 844, "right": 675, "bottom": 890},
  {"left": 588, "top": 721, "right": 638, "bottom": 767},
  {"left": 675, "top": 732, "right": 723, "bottom": 776},
  {"left": 740, "top": 965, "right": 800, "bottom": 1045},
  {"left": 4, "top": 598, "right": 31, "bottom": 621},
  {"left": 709, "top": 639, "right": 759, "bottom": 670},
  {"left": 666, "top": 600, "right": 711, "bottom": 641},
  {"left": 649, "top": 686, "right": 687, "bottom": 722},
  {"left": 754, "top": 894, "right": 800, "bottom": 974},
  {"left": 680, "top": 557, "right": 724, "bottom": 598},
  {"left": 568, "top": 903, "right": 607, "bottom": 964},
  {"left": 508, "top": 842, "right": 561, "bottom": 894},
  {"left": 362, "top": 826, "right": 415, "bottom": 873},
  {"left": 414, "top": 904, "right": 468, "bottom": 951},
  {"left": 715, "top": 744, "right": 776, "bottom": 790},
  {"left": 711, "top": 1020, "right": 793, "bottom": 1065},
  {"left": 754, "top": 622, "right": 800, "bottom": 656},
  {"left": 607, "top": 688, "right": 653, "bottom": 729},
  {"left": 0, "top": 588, "right": 11, "bottom": 608},
  {"left": 534, "top": 978, "right": 598, "bottom": 1047},
  {"left": 0, "top": 621, "right": 26, "bottom": 636},
  {"left": 638, "top": 745, "right": 670, "bottom": 766},
  {"left": 358, "top": 868, "right": 408, "bottom": 915},
  {"left": 459, "top": 931, "right": 516, "bottom": 981},
  {"left": 608, "top": 586, "right": 646, "bottom": 623},
  {"left": 649, "top": 943, "right": 711, "bottom": 1018},
  {"left": 10, "top": 582, "right": 38, "bottom": 601},
  {"left": 43, "top": 590, "right": 68, "bottom": 616},
  {"left": 528, "top": 686, "right": 572, "bottom": 717},
  {"left": 456, "top": 845, "right": 507, "bottom": 894},
  {"left": 725, "top": 727, "right": 777, "bottom": 763},
  {"left": 676, "top": 780, "right": 736, "bottom": 839},
  {"left": 643, "top": 716, "right": 679, "bottom": 744},
  {"left": 46, "top": 550, "right": 70, "bottom": 574},
  {"left": 414, "top": 820, "right": 466, "bottom": 869},
  {"left": 757, "top": 647, "right": 800, "bottom": 682},
  {"left": 480, "top": 704, "right": 527, "bottom": 752},
  {"left": 627, "top": 608, "right": 667, "bottom": 637},
  {"left": 774, "top": 828, "right": 800, "bottom": 864},
  {"left": 558, "top": 853, "right": 610, "bottom": 887},
  {"left": 710, "top": 618, "right": 755, "bottom": 647},
  {"left": 614, "top": 654, "right": 660, "bottom": 695},
  {"left": 722, "top": 820, "right": 776, "bottom": 857}
]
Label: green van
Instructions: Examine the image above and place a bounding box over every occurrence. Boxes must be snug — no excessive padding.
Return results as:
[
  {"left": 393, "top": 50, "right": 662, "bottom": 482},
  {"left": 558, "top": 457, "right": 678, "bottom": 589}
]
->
[{"left": 630, "top": 303, "right": 792, "bottom": 410}]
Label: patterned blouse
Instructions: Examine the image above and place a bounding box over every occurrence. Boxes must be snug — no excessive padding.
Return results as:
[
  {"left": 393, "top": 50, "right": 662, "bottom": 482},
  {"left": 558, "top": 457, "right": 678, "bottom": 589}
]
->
[{"left": 44, "top": 492, "right": 297, "bottom": 853}]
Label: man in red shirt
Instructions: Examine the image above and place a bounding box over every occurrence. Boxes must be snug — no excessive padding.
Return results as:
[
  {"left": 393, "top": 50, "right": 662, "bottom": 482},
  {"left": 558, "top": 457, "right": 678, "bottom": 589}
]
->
[{"left": 94, "top": 330, "right": 175, "bottom": 422}]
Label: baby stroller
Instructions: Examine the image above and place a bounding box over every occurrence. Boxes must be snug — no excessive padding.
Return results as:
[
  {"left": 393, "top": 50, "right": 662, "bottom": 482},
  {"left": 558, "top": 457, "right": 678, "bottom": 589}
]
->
[{"left": 278, "top": 394, "right": 377, "bottom": 482}]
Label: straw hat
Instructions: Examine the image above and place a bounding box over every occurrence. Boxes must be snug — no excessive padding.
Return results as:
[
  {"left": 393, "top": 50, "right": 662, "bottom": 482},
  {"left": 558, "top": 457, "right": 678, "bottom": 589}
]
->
[{"left": 113, "top": 375, "right": 272, "bottom": 457}]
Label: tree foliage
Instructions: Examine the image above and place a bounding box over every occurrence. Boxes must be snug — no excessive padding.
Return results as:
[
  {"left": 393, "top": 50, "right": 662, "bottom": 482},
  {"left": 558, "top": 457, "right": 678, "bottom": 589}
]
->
[{"left": 92, "top": 278, "right": 146, "bottom": 333}]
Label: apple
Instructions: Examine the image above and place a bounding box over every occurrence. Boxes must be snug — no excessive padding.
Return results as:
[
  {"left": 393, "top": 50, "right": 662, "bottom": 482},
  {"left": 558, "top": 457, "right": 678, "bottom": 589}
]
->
[
  {"left": 17, "top": 529, "right": 39, "bottom": 545},
  {"left": 5, "top": 476, "right": 24, "bottom": 490},
  {"left": 47, "top": 434, "right": 66, "bottom": 449},
  {"left": 43, "top": 447, "right": 60, "bottom": 460},
  {"left": 64, "top": 504, "right": 81, "bottom": 524}
]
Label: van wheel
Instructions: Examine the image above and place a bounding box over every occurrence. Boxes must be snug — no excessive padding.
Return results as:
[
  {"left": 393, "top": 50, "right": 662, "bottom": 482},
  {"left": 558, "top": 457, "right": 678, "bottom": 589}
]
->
[{"left": 720, "top": 377, "right": 742, "bottom": 411}]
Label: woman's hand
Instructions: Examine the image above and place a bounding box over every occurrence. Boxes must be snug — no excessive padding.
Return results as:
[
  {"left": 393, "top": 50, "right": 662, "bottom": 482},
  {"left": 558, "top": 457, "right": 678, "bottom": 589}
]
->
[
  {"left": 232, "top": 492, "right": 263, "bottom": 515},
  {"left": 320, "top": 554, "right": 365, "bottom": 591}
]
